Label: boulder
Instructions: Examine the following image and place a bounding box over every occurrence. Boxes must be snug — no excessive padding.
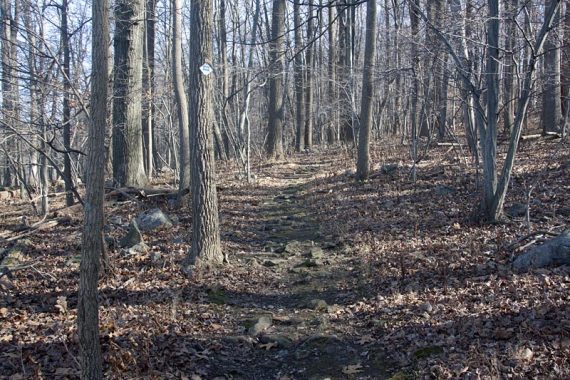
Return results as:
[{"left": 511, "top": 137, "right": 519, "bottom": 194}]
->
[
  {"left": 135, "top": 208, "right": 173, "bottom": 232},
  {"left": 119, "top": 220, "right": 144, "bottom": 248},
  {"left": 245, "top": 315, "right": 273, "bottom": 336},
  {"left": 513, "top": 231, "right": 570, "bottom": 271}
]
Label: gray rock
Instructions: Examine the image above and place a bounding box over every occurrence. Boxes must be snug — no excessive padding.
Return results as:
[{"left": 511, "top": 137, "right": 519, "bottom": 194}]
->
[
  {"left": 246, "top": 315, "right": 273, "bottom": 336},
  {"left": 308, "top": 299, "right": 328, "bottom": 311},
  {"left": 506, "top": 203, "right": 528, "bottom": 218},
  {"left": 135, "top": 208, "right": 173, "bottom": 232},
  {"left": 305, "top": 247, "right": 323, "bottom": 259},
  {"left": 259, "top": 334, "right": 293, "bottom": 348},
  {"left": 380, "top": 163, "right": 400, "bottom": 175},
  {"left": 513, "top": 230, "right": 570, "bottom": 271},
  {"left": 119, "top": 220, "right": 144, "bottom": 248},
  {"left": 127, "top": 242, "right": 149, "bottom": 255},
  {"left": 434, "top": 185, "right": 456, "bottom": 196}
]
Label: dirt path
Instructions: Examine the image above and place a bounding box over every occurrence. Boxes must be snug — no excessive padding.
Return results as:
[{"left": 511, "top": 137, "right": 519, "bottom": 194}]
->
[{"left": 215, "top": 160, "right": 392, "bottom": 379}]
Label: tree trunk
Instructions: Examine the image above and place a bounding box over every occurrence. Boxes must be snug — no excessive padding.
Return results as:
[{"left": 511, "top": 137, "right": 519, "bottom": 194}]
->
[
  {"left": 294, "top": 0, "right": 305, "bottom": 151},
  {"left": 304, "top": 0, "right": 315, "bottom": 149},
  {"left": 503, "top": 0, "right": 519, "bottom": 136},
  {"left": 78, "top": 0, "right": 108, "bottom": 377},
  {"left": 541, "top": 0, "right": 562, "bottom": 133},
  {"left": 186, "top": 0, "right": 223, "bottom": 266},
  {"left": 356, "top": 0, "right": 377, "bottom": 180},
  {"left": 61, "top": 0, "right": 74, "bottom": 206},
  {"left": 142, "top": 0, "right": 156, "bottom": 179},
  {"left": 266, "top": 0, "right": 286, "bottom": 159},
  {"left": 409, "top": 0, "right": 420, "bottom": 180},
  {"left": 327, "top": 3, "right": 337, "bottom": 143},
  {"left": 112, "top": 0, "right": 147, "bottom": 187},
  {"left": 172, "top": 0, "right": 190, "bottom": 193}
]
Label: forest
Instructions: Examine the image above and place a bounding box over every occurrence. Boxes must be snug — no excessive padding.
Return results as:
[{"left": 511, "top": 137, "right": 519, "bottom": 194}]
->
[{"left": 0, "top": 0, "right": 569, "bottom": 378}]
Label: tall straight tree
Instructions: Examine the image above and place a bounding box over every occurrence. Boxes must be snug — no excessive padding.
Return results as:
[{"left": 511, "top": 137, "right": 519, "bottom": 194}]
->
[
  {"left": 112, "top": 0, "right": 146, "bottom": 187},
  {"left": 541, "top": 0, "right": 562, "bottom": 133},
  {"left": 77, "top": 0, "right": 109, "bottom": 376},
  {"left": 266, "top": 0, "right": 286, "bottom": 159},
  {"left": 186, "top": 0, "right": 223, "bottom": 266},
  {"left": 61, "top": 0, "right": 74, "bottom": 206},
  {"left": 356, "top": 0, "right": 377, "bottom": 180},
  {"left": 142, "top": 0, "right": 156, "bottom": 178},
  {"left": 294, "top": 0, "right": 305, "bottom": 151},
  {"left": 304, "top": 0, "right": 315, "bottom": 149},
  {"left": 172, "top": 0, "right": 189, "bottom": 194}
]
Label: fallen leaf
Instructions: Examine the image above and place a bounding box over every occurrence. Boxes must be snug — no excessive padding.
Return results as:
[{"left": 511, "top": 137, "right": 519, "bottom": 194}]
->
[
  {"left": 55, "top": 296, "right": 68, "bottom": 314},
  {"left": 258, "top": 342, "right": 278, "bottom": 350},
  {"left": 342, "top": 363, "right": 363, "bottom": 374},
  {"left": 357, "top": 335, "right": 376, "bottom": 345}
]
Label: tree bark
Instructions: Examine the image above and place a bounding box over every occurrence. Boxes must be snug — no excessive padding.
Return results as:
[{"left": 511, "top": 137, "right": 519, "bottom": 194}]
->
[
  {"left": 172, "top": 0, "right": 190, "bottom": 193},
  {"left": 61, "top": 0, "right": 74, "bottom": 206},
  {"left": 112, "top": 0, "right": 146, "bottom": 187},
  {"left": 356, "top": 0, "right": 377, "bottom": 180},
  {"left": 78, "top": 0, "right": 108, "bottom": 377},
  {"left": 294, "top": 0, "right": 305, "bottom": 151},
  {"left": 142, "top": 0, "right": 156, "bottom": 179},
  {"left": 187, "top": 0, "right": 223, "bottom": 266},
  {"left": 541, "top": 0, "right": 562, "bottom": 133},
  {"left": 266, "top": 0, "right": 286, "bottom": 159},
  {"left": 304, "top": 0, "right": 315, "bottom": 149}
]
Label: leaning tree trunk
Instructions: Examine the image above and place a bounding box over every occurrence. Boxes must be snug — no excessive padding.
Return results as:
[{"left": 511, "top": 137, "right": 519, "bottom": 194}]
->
[
  {"left": 503, "top": 0, "right": 519, "bottom": 136},
  {"left": 78, "top": 0, "right": 109, "bottom": 377},
  {"left": 266, "top": 0, "right": 286, "bottom": 159},
  {"left": 172, "top": 0, "right": 190, "bottom": 193},
  {"left": 112, "top": 0, "right": 146, "bottom": 187},
  {"left": 356, "top": 0, "right": 377, "bottom": 180},
  {"left": 186, "top": 0, "right": 223, "bottom": 266}
]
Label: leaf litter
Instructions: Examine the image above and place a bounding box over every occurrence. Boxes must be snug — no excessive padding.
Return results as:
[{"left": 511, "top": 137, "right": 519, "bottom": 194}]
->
[{"left": 0, "top": 140, "right": 569, "bottom": 379}]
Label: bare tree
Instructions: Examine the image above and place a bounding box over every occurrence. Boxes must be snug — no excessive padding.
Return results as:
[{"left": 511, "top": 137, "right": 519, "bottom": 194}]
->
[
  {"left": 186, "top": 0, "right": 224, "bottom": 267},
  {"left": 356, "top": 0, "right": 377, "bottom": 180},
  {"left": 172, "top": 0, "right": 189, "bottom": 194},
  {"left": 266, "top": 0, "right": 286, "bottom": 159},
  {"left": 77, "top": 0, "right": 109, "bottom": 376},
  {"left": 112, "top": 0, "right": 146, "bottom": 187}
]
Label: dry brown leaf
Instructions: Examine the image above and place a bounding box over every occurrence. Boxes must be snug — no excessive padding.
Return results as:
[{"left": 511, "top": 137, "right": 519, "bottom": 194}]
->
[
  {"left": 342, "top": 363, "right": 363, "bottom": 374},
  {"left": 55, "top": 296, "right": 68, "bottom": 314},
  {"left": 258, "top": 342, "right": 278, "bottom": 350},
  {"left": 357, "top": 334, "right": 376, "bottom": 345}
]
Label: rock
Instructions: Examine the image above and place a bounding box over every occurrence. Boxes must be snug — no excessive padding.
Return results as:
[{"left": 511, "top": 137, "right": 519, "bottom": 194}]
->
[
  {"left": 307, "top": 247, "right": 324, "bottom": 259},
  {"left": 308, "top": 299, "right": 328, "bottom": 312},
  {"left": 419, "top": 302, "right": 433, "bottom": 314},
  {"left": 380, "top": 163, "right": 399, "bottom": 175},
  {"left": 0, "top": 243, "right": 27, "bottom": 270},
  {"left": 127, "top": 242, "right": 149, "bottom": 255},
  {"left": 150, "top": 252, "right": 162, "bottom": 264},
  {"left": 245, "top": 315, "right": 273, "bottom": 336},
  {"left": 119, "top": 220, "right": 144, "bottom": 248},
  {"left": 108, "top": 215, "right": 123, "bottom": 225},
  {"left": 506, "top": 203, "right": 528, "bottom": 218},
  {"left": 296, "top": 259, "right": 320, "bottom": 268},
  {"left": 259, "top": 334, "right": 293, "bottom": 348},
  {"left": 513, "top": 230, "right": 570, "bottom": 271},
  {"left": 557, "top": 207, "right": 570, "bottom": 217},
  {"left": 263, "top": 259, "right": 286, "bottom": 267},
  {"left": 434, "top": 185, "right": 456, "bottom": 196},
  {"left": 284, "top": 240, "right": 304, "bottom": 255},
  {"left": 135, "top": 208, "right": 173, "bottom": 232}
]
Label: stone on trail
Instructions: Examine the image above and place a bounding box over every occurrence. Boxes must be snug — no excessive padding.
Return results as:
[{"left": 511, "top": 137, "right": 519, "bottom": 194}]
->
[
  {"left": 259, "top": 334, "right": 293, "bottom": 348},
  {"left": 513, "top": 231, "right": 570, "bottom": 271},
  {"left": 245, "top": 315, "right": 273, "bottom": 336},
  {"left": 308, "top": 299, "right": 328, "bottom": 312},
  {"left": 119, "top": 219, "right": 144, "bottom": 248},
  {"left": 135, "top": 208, "right": 173, "bottom": 232}
]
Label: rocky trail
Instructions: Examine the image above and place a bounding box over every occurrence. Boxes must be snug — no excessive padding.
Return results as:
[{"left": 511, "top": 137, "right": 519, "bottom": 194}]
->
[{"left": 1, "top": 144, "right": 569, "bottom": 379}]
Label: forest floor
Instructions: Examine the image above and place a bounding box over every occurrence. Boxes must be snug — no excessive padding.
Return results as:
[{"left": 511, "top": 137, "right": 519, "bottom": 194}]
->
[{"left": 1, "top": 138, "right": 569, "bottom": 379}]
